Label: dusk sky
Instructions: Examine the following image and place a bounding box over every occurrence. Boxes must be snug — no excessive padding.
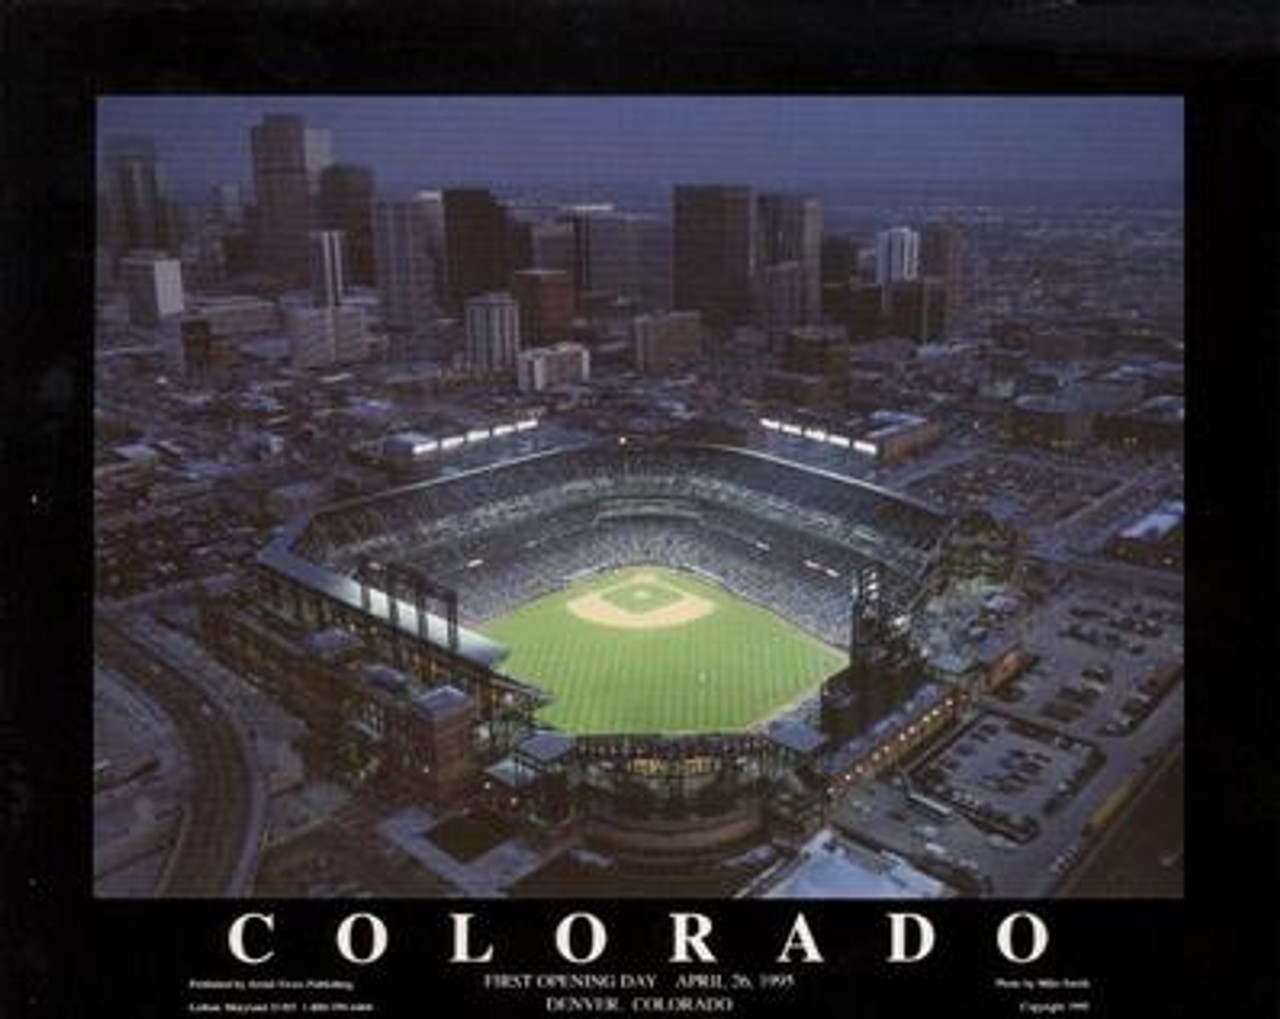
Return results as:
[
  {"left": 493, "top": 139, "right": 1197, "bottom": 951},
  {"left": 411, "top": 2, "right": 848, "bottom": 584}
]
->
[{"left": 98, "top": 96, "right": 1183, "bottom": 195}]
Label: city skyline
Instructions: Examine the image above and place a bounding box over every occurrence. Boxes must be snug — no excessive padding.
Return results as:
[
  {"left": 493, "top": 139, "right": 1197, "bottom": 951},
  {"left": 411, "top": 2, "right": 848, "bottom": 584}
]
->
[{"left": 98, "top": 96, "right": 1184, "bottom": 198}]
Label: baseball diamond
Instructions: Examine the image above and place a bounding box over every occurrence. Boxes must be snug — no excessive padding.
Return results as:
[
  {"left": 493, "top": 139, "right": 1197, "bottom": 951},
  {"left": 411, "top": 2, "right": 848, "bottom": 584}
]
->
[{"left": 480, "top": 566, "right": 846, "bottom": 734}]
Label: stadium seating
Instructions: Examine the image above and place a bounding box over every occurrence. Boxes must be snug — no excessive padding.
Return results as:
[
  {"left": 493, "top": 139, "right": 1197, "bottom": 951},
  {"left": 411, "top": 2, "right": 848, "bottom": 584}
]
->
[{"left": 293, "top": 444, "right": 949, "bottom": 647}]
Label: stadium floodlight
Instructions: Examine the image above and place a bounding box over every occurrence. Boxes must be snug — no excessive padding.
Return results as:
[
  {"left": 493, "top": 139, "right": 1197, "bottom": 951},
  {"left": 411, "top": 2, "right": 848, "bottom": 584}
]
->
[
  {"left": 804, "top": 427, "right": 828, "bottom": 442},
  {"left": 760, "top": 418, "right": 781, "bottom": 431},
  {"left": 827, "top": 434, "right": 851, "bottom": 449},
  {"left": 853, "top": 440, "right": 878, "bottom": 456},
  {"left": 441, "top": 435, "right": 465, "bottom": 450},
  {"left": 466, "top": 428, "right": 490, "bottom": 443},
  {"left": 780, "top": 423, "right": 802, "bottom": 436},
  {"left": 516, "top": 419, "right": 538, "bottom": 431},
  {"left": 493, "top": 424, "right": 515, "bottom": 437}
]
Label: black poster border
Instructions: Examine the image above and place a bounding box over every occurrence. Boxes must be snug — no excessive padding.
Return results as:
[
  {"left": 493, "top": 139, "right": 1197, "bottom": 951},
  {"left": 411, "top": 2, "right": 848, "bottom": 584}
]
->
[{"left": 5, "top": 4, "right": 1277, "bottom": 1017}]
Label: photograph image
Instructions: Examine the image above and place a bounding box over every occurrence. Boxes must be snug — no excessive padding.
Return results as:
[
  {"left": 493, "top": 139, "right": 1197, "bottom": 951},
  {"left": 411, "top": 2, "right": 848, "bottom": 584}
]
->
[{"left": 91, "top": 95, "right": 1186, "bottom": 905}]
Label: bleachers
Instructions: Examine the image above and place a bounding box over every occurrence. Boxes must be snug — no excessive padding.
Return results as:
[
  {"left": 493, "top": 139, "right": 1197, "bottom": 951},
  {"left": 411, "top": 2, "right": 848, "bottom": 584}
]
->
[{"left": 290, "top": 443, "right": 949, "bottom": 646}]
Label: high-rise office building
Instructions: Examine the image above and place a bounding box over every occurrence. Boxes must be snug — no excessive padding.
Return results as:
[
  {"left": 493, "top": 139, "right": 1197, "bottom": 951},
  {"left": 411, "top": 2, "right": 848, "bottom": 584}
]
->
[
  {"left": 372, "top": 192, "right": 445, "bottom": 346},
  {"left": 464, "top": 291, "right": 521, "bottom": 374},
  {"left": 883, "top": 279, "right": 949, "bottom": 342},
  {"left": 757, "top": 193, "right": 822, "bottom": 324},
  {"left": 443, "top": 189, "right": 518, "bottom": 308},
  {"left": 210, "top": 182, "right": 245, "bottom": 230},
  {"left": 309, "top": 230, "right": 347, "bottom": 308},
  {"left": 250, "top": 113, "right": 332, "bottom": 288},
  {"left": 757, "top": 261, "right": 806, "bottom": 337},
  {"left": 530, "top": 221, "right": 576, "bottom": 274},
  {"left": 103, "top": 134, "right": 170, "bottom": 255},
  {"left": 511, "top": 268, "right": 575, "bottom": 346},
  {"left": 672, "top": 185, "right": 755, "bottom": 329},
  {"left": 922, "top": 221, "right": 963, "bottom": 317},
  {"left": 568, "top": 206, "right": 654, "bottom": 308},
  {"left": 318, "top": 164, "right": 376, "bottom": 286},
  {"left": 119, "top": 253, "right": 185, "bottom": 326},
  {"left": 875, "top": 227, "right": 920, "bottom": 287}
]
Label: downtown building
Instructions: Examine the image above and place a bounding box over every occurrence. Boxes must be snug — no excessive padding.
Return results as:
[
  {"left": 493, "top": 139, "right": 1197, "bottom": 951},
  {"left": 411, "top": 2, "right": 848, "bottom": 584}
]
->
[
  {"left": 875, "top": 226, "right": 920, "bottom": 289},
  {"left": 250, "top": 113, "right": 333, "bottom": 288},
  {"left": 465, "top": 291, "right": 521, "bottom": 374},
  {"left": 309, "top": 229, "right": 347, "bottom": 308},
  {"left": 284, "top": 305, "right": 369, "bottom": 369},
  {"left": 511, "top": 268, "right": 576, "bottom": 346},
  {"left": 516, "top": 342, "right": 591, "bottom": 393},
  {"left": 567, "top": 205, "right": 667, "bottom": 311},
  {"left": 757, "top": 193, "right": 823, "bottom": 325},
  {"left": 921, "top": 221, "right": 963, "bottom": 318},
  {"left": 285, "top": 226, "right": 367, "bottom": 369},
  {"left": 318, "top": 163, "right": 377, "bottom": 286},
  {"left": 672, "top": 185, "right": 755, "bottom": 330},
  {"left": 443, "top": 188, "right": 527, "bottom": 309},
  {"left": 101, "top": 134, "right": 172, "bottom": 257},
  {"left": 372, "top": 192, "right": 446, "bottom": 353},
  {"left": 119, "top": 252, "right": 185, "bottom": 326},
  {"left": 632, "top": 310, "right": 704, "bottom": 375}
]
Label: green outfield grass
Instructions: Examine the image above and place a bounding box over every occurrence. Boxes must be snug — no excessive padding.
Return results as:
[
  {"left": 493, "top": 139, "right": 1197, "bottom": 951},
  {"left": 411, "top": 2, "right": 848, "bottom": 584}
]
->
[{"left": 478, "top": 565, "right": 846, "bottom": 734}]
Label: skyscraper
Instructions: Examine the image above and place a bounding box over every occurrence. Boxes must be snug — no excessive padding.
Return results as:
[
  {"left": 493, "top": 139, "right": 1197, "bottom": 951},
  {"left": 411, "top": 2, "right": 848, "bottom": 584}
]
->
[
  {"left": 318, "top": 164, "right": 376, "bottom": 286},
  {"left": 568, "top": 206, "right": 653, "bottom": 308},
  {"left": 757, "top": 261, "right": 806, "bottom": 337},
  {"left": 309, "top": 230, "right": 347, "bottom": 308},
  {"left": 465, "top": 292, "right": 521, "bottom": 374},
  {"left": 922, "top": 221, "right": 963, "bottom": 318},
  {"left": 209, "top": 182, "right": 245, "bottom": 231},
  {"left": 372, "top": 192, "right": 445, "bottom": 348},
  {"left": 511, "top": 268, "right": 575, "bottom": 346},
  {"left": 530, "top": 221, "right": 576, "bottom": 274},
  {"left": 250, "top": 113, "right": 332, "bottom": 288},
  {"left": 443, "top": 188, "right": 518, "bottom": 309},
  {"left": 757, "top": 193, "right": 823, "bottom": 324},
  {"left": 103, "top": 134, "right": 169, "bottom": 255},
  {"left": 875, "top": 227, "right": 920, "bottom": 287},
  {"left": 672, "top": 185, "right": 755, "bottom": 329}
]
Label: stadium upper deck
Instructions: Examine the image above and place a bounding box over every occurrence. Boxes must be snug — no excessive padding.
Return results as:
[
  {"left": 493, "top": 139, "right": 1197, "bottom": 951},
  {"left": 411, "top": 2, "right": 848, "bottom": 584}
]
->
[{"left": 258, "top": 442, "right": 952, "bottom": 666}]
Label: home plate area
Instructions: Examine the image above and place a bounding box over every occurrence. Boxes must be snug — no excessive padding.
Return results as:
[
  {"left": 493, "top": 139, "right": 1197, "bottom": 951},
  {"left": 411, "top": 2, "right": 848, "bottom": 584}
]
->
[{"left": 566, "top": 571, "right": 715, "bottom": 630}]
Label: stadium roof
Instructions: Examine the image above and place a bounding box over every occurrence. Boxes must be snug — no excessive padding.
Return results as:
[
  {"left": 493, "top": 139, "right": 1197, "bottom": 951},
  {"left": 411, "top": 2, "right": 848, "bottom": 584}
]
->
[
  {"left": 517, "top": 730, "right": 575, "bottom": 765},
  {"left": 766, "top": 718, "right": 827, "bottom": 757},
  {"left": 484, "top": 757, "right": 539, "bottom": 790},
  {"left": 761, "top": 832, "right": 951, "bottom": 899},
  {"left": 258, "top": 524, "right": 510, "bottom": 669},
  {"left": 411, "top": 684, "right": 472, "bottom": 722},
  {"left": 305, "top": 626, "right": 363, "bottom": 662}
]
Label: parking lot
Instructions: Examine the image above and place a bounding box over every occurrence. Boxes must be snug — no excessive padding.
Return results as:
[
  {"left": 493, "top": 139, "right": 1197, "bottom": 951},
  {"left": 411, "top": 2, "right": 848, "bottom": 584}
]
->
[
  {"left": 912, "top": 712, "right": 1103, "bottom": 844},
  {"left": 995, "top": 579, "right": 1184, "bottom": 742},
  {"left": 905, "top": 452, "right": 1118, "bottom": 527}
]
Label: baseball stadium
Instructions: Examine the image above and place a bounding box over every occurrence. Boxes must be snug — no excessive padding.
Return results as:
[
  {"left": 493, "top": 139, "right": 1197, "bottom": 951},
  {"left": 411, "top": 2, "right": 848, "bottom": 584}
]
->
[{"left": 204, "top": 439, "right": 1018, "bottom": 886}]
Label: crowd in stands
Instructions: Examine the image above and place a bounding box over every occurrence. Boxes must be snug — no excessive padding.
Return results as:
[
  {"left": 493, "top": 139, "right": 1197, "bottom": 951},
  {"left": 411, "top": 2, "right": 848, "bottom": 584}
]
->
[{"left": 288, "top": 443, "right": 950, "bottom": 646}]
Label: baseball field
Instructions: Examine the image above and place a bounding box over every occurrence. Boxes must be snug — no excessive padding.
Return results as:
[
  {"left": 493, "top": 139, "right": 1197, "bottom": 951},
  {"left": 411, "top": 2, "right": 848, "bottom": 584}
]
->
[{"left": 478, "top": 565, "right": 846, "bottom": 734}]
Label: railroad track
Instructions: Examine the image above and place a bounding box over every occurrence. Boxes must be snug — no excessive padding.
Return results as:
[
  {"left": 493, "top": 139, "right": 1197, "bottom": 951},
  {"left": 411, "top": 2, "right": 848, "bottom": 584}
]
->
[{"left": 95, "top": 616, "right": 258, "bottom": 897}]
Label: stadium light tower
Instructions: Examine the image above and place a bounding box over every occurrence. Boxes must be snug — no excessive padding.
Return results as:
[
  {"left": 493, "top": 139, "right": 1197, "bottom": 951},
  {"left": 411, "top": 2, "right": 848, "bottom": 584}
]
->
[{"left": 849, "top": 564, "right": 882, "bottom": 654}]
